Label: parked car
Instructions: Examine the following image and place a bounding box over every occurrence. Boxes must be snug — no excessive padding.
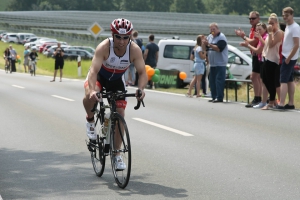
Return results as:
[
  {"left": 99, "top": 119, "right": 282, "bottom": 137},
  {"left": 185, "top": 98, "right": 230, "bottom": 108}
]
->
[
  {"left": 59, "top": 49, "right": 94, "bottom": 60},
  {"left": 64, "top": 46, "right": 95, "bottom": 55},
  {"left": 24, "top": 38, "right": 57, "bottom": 48},
  {"left": 294, "top": 63, "right": 300, "bottom": 81},
  {"left": 1, "top": 33, "right": 18, "bottom": 43},
  {"left": 23, "top": 37, "right": 42, "bottom": 44},
  {"left": 0, "top": 33, "right": 7, "bottom": 40},
  {"left": 16, "top": 33, "right": 36, "bottom": 44},
  {"left": 156, "top": 39, "right": 252, "bottom": 87},
  {"left": 39, "top": 41, "right": 68, "bottom": 53}
]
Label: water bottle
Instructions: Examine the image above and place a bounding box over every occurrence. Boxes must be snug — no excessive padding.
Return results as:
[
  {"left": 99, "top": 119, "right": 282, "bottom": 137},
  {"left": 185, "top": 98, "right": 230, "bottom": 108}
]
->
[{"left": 103, "top": 112, "right": 110, "bottom": 136}]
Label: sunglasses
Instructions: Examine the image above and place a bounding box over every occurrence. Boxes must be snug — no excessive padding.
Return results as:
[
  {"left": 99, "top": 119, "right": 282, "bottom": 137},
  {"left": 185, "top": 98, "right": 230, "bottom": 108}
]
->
[
  {"left": 114, "top": 34, "right": 130, "bottom": 40},
  {"left": 249, "top": 17, "right": 257, "bottom": 20}
]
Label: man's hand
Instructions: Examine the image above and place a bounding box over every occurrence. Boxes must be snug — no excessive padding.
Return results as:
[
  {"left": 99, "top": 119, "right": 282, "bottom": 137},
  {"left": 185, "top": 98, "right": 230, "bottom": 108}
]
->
[
  {"left": 89, "top": 90, "right": 100, "bottom": 102},
  {"left": 135, "top": 89, "right": 145, "bottom": 101},
  {"left": 285, "top": 58, "right": 291, "bottom": 64},
  {"left": 235, "top": 28, "right": 245, "bottom": 38}
]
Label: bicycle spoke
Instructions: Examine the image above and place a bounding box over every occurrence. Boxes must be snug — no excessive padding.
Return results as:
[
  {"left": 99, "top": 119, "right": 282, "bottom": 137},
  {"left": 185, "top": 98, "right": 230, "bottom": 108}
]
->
[
  {"left": 110, "top": 113, "right": 131, "bottom": 189},
  {"left": 90, "top": 118, "right": 106, "bottom": 177}
]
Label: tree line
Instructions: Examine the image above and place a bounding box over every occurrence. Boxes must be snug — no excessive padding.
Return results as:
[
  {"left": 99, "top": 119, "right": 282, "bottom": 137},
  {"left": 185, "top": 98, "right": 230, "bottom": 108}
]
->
[{"left": 5, "top": 0, "right": 300, "bottom": 17}]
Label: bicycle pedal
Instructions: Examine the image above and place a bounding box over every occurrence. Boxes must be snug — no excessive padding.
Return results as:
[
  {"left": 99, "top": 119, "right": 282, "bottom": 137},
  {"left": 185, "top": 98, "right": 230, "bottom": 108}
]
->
[{"left": 87, "top": 144, "right": 95, "bottom": 152}]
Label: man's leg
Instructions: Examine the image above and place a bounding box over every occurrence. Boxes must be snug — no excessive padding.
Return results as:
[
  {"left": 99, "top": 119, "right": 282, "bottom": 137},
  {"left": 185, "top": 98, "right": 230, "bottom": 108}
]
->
[
  {"left": 215, "top": 66, "right": 226, "bottom": 101},
  {"left": 287, "top": 81, "right": 295, "bottom": 105},
  {"left": 60, "top": 68, "right": 63, "bottom": 81},
  {"left": 209, "top": 67, "right": 217, "bottom": 100},
  {"left": 252, "top": 72, "right": 262, "bottom": 98}
]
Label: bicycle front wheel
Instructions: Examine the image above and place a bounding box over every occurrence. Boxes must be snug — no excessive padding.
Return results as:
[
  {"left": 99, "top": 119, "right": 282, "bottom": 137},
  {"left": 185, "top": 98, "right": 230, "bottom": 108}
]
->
[
  {"left": 110, "top": 113, "right": 131, "bottom": 189},
  {"left": 90, "top": 119, "right": 106, "bottom": 177}
]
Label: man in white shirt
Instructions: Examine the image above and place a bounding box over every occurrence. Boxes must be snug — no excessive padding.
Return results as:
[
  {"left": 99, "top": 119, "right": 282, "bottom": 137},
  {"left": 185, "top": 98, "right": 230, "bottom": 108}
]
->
[{"left": 276, "top": 7, "right": 300, "bottom": 110}]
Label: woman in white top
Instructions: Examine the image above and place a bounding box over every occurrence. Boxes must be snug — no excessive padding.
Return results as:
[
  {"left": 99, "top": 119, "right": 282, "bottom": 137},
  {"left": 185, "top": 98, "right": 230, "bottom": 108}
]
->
[{"left": 259, "top": 13, "right": 284, "bottom": 110}]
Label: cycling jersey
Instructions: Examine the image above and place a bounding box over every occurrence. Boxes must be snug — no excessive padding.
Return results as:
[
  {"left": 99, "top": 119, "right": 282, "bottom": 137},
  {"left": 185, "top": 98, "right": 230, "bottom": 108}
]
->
[{"left": 99, "top": 38, "right": 132, "bottom": 81}]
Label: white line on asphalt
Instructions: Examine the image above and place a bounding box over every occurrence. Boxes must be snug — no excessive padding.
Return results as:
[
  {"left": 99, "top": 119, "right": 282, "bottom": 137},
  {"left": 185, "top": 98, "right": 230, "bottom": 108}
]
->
[
  {"left": 51, "top": 95, "right": 75, "bottom": 102},
  {"left": 12, "top": 85, "right": 25, "bottom": 89},
  {"left": 133, "top": 118, "right": 193, "bottom": 136}
]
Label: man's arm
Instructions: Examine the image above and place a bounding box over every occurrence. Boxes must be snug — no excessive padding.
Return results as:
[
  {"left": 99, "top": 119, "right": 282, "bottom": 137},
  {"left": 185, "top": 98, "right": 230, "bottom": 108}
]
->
[
  {"left": 132, "top": 44, "right": 147, "bottom": 99},
  {"left": 286, "top": 37, "right": 300, "bottom": 64},
  {"left": 88, "top": 39, "right": 109, "bottom": 99},
  {"left": 155, "top": 51, "right": 159, "bottom": 64},
  {"left": 208, "top": 40, "right": 227, "bottom": 52},
  {"left": 143, "top": 48, "right": 148, "bottom": 60}
]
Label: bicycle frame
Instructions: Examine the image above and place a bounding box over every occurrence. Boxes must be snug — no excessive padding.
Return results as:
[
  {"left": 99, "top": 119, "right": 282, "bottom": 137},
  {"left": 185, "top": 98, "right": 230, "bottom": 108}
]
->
[{"left": 87, "top": 89, "right": 144, "bottom": 188}]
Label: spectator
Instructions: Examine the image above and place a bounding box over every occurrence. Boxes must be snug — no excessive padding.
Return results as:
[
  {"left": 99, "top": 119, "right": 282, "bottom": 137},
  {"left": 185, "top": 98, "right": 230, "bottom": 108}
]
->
[
  {"left": 23, "top": 46, "right": 30, "bottom": 73},
  {"left": 260, "top": 13, "right": 284, "bottom": 110},
  {"left": 186, "top": 35, "right": 206, "bottom": 97},
  {"left": 235, "top": 11, "right": 261, "bottom": 108},
  {"left": 9, "top": 45, "right": 17, "bottom": 73},
  {"left": 3, "top": 47, "right": 11, "bottom": 71},
  {"left": 276, "top": 7, "right": 300, "bottom": 110},
  {"left": 240, "top": 23, "right": 268, "bottom": 108},
  {"left": 190, "top": 48, "right": 207, "bottom": 96},
  {"left": 203, "top": 23, "right": 228, "bottom": 103},
  {"left": 125, "top": 30, "right": 142, "bottom": 86},
  {"left": 50, "top": 42, "right": 64, "bottom": 82},
  {"left": 144, "top": 34, "right": 159, "bottom": 89}
]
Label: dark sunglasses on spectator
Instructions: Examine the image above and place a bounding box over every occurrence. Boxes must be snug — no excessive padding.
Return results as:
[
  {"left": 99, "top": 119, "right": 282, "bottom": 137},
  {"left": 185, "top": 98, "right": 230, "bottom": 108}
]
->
[
  {"left": 249, "top": 17, "right": 257, "bottom": 20},
  {"left": 114, "top": 34, "right": 130, "bottom": 40}
]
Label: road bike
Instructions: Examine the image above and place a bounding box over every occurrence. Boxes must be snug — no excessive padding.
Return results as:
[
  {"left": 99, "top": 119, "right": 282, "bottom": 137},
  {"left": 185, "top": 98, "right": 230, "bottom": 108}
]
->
[
  {"left": 30, "top": 59, "right": 38, "bottom": 76},
  {"left": 4, "top": 56, "right": 11, "bottom": 73},
  {"left": 86, "top": 89, "right": 145, "bottom": 188}
]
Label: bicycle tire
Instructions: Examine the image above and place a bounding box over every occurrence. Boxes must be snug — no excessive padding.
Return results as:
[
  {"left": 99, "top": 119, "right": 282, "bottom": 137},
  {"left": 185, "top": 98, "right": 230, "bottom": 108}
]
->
[
  {"left": 90, "top": 118, "right": 106, "bottom": 177},
  {"left": 110, "top": 113, "right": 131, "bottom": 189}
]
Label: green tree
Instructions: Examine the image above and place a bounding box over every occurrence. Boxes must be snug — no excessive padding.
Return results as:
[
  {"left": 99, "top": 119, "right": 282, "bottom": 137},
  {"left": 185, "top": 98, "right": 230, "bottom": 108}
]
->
[
  {"left": 149, "top": 0, "right": 173, "bottom": 12},
  {"left": 6, "top": 0, "right": 38, "bottom": 11},
  {"left": 171, "top": 0, "right": 205, "bottom": 13}
]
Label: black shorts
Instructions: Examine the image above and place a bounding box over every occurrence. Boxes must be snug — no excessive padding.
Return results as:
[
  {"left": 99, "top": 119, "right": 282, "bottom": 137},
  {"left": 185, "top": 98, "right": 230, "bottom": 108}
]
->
[
  {"left": 55, "top": 60, "right": 64, "bottom": 70},
  {"left": 97, "top": 74, "right": 126, "bottom": 93},
  {"left": 259, "top": 61, "right": 264, "bottom": 79},
  {"left": 97, "top": 74, "right": 127, "bottom": 108},
  {"left": 252, "top": 55, "right": 260, "bottom": 73}
]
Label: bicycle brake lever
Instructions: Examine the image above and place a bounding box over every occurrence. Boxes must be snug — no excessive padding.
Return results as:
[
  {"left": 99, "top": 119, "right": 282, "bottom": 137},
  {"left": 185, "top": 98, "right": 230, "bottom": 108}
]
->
[{"left": 134, "top": 89, "right": 145, "bottom": 110}]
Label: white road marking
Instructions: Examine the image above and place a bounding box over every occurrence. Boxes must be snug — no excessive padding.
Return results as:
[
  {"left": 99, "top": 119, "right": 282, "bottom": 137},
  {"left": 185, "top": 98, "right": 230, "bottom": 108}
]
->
[
  {"left": 12, "top": 85, "right": 25, "bottom": 89},
  {"left": 133, "top": 118, "right": 193, "bottom": 137},
  {"left": 51, "top": 95, "right": 75, "bottom": 102}
]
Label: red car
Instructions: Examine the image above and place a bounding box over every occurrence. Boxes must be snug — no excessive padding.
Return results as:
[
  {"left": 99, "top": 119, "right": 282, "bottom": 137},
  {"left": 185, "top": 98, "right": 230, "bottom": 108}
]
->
[{"left": 39, "top": 42, "right": 57, "bottom": 53}]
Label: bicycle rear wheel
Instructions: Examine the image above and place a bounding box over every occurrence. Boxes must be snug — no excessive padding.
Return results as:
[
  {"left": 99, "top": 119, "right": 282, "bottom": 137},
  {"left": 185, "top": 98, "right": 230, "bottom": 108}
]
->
[
  {"left": 90, "top": 119, "right": 106, "bottom": 177},
  {"left": 110, "top": 113, "right": 131, "bottom": 189}
]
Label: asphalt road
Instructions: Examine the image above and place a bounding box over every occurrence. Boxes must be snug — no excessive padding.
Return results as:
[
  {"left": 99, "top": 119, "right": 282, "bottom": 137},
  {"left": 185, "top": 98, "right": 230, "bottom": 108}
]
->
[{"left": 1, "top": 70, "right": 300, "bottom": 200}]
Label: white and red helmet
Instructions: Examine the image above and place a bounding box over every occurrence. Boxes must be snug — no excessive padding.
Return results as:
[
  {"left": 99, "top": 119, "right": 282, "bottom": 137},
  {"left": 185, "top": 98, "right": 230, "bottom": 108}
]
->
[{"left": 110, "top": 18, "right": 133, "bottom": 35}]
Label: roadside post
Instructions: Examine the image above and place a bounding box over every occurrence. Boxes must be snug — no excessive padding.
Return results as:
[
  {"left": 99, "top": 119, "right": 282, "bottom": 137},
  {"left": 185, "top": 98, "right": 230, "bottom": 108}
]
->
[
  {"left": 87, "top": 22, "right": 104, "bottom": 49},
  {"left": 77, "top": 55, "right": 81, "bottom": 77}
]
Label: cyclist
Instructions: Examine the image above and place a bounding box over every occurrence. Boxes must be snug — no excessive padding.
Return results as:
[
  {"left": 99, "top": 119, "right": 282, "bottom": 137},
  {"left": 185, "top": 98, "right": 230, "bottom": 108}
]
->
[
  {"left": 3, "top": 47, "right": 11, "bottom": 70},
  {"left": 83, "top": 18, "right": 147, "bottom": 170},
  {"left": 29, "top": 47, "right": 38, "bottom": 75}
]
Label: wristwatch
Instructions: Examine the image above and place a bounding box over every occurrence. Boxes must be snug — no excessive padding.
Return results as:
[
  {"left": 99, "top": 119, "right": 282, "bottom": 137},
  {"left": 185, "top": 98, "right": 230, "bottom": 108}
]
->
[{"left": 243, "top": 36, "right": 247, "bottom": 40}]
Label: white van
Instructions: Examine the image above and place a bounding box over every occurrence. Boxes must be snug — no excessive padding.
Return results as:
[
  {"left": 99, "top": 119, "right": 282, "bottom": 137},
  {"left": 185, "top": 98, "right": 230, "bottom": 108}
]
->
[
  {"left": 156, "top": 39, "right": 252, "bottom": 87},
  {"left": 16, "top": 33, "right": 36, "bottom": 44}
]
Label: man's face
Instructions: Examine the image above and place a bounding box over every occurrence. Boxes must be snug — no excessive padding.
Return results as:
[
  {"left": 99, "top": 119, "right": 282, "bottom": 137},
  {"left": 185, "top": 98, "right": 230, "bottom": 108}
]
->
[
  {"left": 113, "top": 34, "right": 130, "bottom": 49},
  {"left": 249, "top": 13, "right": 259, "bottom": 26},
  {"left": 210, "top": 25, "right": 219, "bottom": 36},
  {"left": 282, "top": 12, "right": 293, "bottom": 23}
]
